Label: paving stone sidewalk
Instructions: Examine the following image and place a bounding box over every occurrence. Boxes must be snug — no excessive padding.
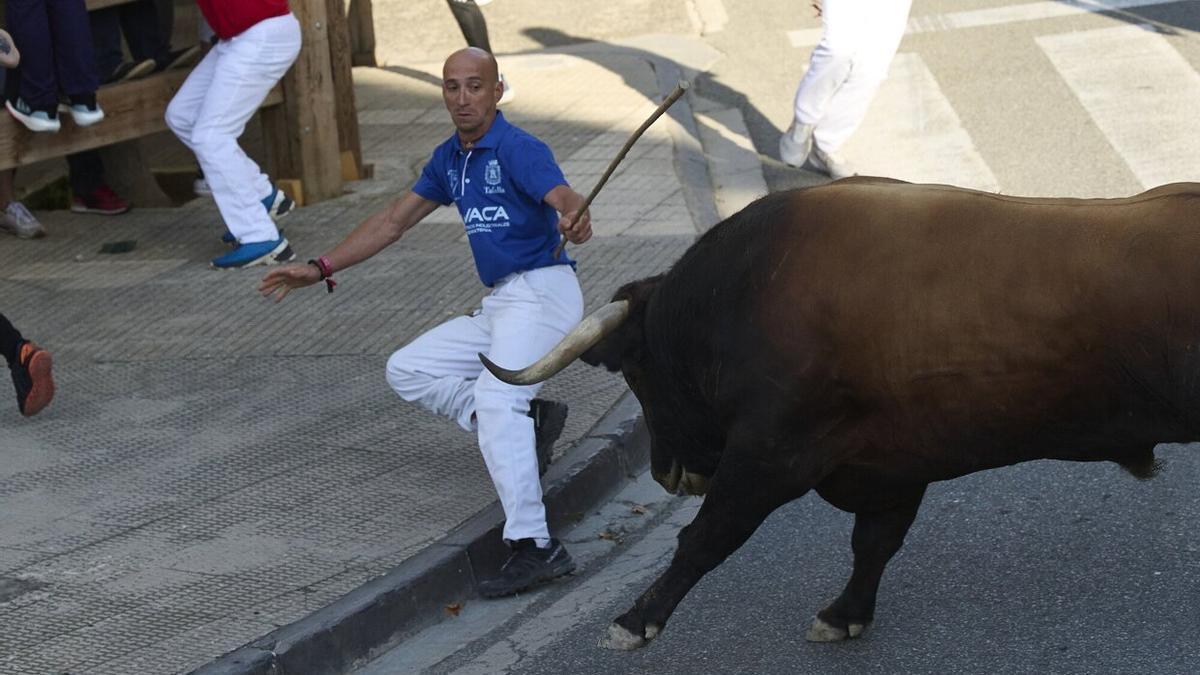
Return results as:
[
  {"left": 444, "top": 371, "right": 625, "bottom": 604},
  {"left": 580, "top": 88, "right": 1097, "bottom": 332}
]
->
[{"left": 0, "top": 51, "right": 710, "bottom": 673}]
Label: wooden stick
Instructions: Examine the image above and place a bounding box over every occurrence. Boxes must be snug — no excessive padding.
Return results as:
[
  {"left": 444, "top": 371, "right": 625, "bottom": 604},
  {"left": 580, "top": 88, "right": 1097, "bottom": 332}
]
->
[{"left": 554, "top": 80, "right": 690, "bottom": 259}]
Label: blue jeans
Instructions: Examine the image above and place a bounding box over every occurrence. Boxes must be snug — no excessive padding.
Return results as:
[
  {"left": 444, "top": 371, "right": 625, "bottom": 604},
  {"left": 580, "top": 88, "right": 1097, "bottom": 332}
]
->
[{"left": 5, "top": 0, "right": 98, "bottom": 110}]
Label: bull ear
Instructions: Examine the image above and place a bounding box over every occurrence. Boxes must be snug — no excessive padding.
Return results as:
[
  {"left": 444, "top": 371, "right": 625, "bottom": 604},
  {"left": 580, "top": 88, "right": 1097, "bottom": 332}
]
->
[
  {"left": 580, "top": 275, "right": 660, "bottom": 372},
  {"left": 580, "top": 334, "right": 627, "bottom": 372}
]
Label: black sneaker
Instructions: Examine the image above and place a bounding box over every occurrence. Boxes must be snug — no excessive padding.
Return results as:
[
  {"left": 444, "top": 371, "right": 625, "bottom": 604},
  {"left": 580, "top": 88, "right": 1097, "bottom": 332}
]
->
[
  {"left": 478, "top": 538, "right": 575, "bottom": 598},
  {"left": 105, "top": 58, "right": 155, "bottom": 84},
  {"left": 157, "top": 44, "right": 203, "bottom": 73},
  {"left": 528, "top": 398, "right": 567, "bottom": 477}
]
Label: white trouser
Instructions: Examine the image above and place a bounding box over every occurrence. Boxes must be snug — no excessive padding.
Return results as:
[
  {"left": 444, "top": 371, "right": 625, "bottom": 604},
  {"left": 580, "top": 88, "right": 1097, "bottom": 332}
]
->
[
  {"left": 386, "top": 265, "right": 585, "bottom": 543},
  {"left": 165, "top": 14, "right": 301, "bottom": 244},
  {"left": 790, "top": 0, "right": 912, "bottom": 153}
]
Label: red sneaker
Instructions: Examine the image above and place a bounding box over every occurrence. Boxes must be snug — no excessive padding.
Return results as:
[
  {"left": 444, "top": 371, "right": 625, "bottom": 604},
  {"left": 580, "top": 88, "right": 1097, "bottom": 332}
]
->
[
  {"left": 11, "top": 341, "right": 54, "bottom": 416},
  {"left": 71, "top": 184, "right": 131, "bottom": 215}
]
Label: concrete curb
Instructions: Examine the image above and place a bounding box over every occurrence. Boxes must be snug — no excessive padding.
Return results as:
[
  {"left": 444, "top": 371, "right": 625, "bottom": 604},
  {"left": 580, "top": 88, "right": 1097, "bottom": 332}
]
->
[{"left": 190, "top": 392, "right": 649, "bottom": 675}]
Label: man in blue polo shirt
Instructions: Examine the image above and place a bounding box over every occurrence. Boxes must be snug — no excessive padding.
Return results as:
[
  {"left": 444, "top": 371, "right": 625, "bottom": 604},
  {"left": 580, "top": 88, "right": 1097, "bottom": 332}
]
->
[{"left": 259, "top": 47, "right": 592, "bottom": 598}]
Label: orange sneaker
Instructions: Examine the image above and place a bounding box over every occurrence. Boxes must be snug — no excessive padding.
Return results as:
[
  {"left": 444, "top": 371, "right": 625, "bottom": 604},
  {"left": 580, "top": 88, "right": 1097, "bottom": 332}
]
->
[{"left": 11, "top": 341, "right": 54, "bottom": 416}]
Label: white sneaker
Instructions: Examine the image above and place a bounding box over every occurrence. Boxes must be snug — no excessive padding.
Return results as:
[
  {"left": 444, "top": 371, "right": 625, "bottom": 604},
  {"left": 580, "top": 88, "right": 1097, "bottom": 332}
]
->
[
  {"left": 779, "top": 120, "right": 814, "bottom": 168},
  {"left": 6, "top": 98, "right": 60, "bottom": 133},
  {"left": 57, "top": 101, "right": 105, "bottom": 127},
  {"left": 808, "top": 145, "right": 855, "bottom": 180},
  {"left": 498, "top": 73, "right": 515, "bottom": 106},
  {"left": 0, "top": 201, "right": 45, "bottom": 239}
]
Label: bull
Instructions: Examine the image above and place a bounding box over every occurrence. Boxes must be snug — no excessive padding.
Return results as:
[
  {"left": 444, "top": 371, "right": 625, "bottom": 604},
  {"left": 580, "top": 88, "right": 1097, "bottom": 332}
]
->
[{"left": 480, "top": 177, "right": 1200, "bottom": 649}]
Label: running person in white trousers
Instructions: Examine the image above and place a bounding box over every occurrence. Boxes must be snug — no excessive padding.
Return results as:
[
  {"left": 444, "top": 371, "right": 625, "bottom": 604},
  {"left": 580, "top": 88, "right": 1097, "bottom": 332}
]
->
[
  {"left": 166, "top": 0, "right": 300, "bottom": 269},
  {"left": 779, "top": 0, "right": 913, "bottom": 179},
  {"left": 259, "top": 47, "right": 593, "bottom": 598}
]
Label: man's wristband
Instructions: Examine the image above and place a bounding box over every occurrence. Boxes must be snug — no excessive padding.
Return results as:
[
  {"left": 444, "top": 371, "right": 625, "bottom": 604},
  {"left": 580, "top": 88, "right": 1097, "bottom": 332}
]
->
[{"left": 307, "top": 256, "right": 338, "bottom": 293}]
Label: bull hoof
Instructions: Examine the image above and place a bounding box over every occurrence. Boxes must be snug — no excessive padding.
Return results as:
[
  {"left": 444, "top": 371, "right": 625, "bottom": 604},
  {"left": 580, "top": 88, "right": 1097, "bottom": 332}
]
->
[
  {"left": 806, "top": 616, "right": 867, "bottom": 642},
  {"left": 602, "top": 622, "right": 647, "bottom": 650}
]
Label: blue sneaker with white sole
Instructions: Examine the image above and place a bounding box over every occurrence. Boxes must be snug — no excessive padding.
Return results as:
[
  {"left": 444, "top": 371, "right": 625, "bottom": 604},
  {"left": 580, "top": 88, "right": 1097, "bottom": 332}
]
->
[
  {"left": 218, "top": 187, "right": 293, "bottom": 244},
  {"left": 210, "top": 237, "right": 295, "bottom": 269},
  {"left": 262, "top": 186, "right": 294, "bottom": 220}
]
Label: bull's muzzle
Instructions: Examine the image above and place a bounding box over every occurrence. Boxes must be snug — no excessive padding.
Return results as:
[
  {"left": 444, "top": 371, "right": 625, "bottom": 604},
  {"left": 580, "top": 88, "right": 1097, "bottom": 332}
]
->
[{"left": 654, "top": 460, "right": 710, "bottom": 496}]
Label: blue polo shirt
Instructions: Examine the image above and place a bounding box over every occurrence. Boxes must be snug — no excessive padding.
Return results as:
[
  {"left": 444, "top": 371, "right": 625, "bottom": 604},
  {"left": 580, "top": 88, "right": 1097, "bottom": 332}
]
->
[{"left": 412, "top": 112, "right": 575, "bottom": 287}]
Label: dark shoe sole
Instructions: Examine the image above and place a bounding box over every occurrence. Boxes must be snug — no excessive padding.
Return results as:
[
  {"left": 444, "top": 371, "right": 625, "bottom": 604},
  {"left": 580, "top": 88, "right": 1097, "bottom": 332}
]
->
[
  {"left": 20, "top": 349, "right": 54, "bottom": 416},
  {"left": 275, "top": 245, "right": 297, "bottom": 263},
  {"left": 108, "top": 58, "right": 156, "bottom": 84},
  {"left": 165, "top": 45, "right": 203, "bottom": 71},
  {"left": 479, "top": 554, "right": 576, "bottom": 599}
]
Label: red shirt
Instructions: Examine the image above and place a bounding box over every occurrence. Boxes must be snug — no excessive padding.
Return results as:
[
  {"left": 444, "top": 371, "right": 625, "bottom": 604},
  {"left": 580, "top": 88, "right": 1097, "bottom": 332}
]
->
[{"left": 197, "top": 0, "right": 290, "bottom": 40}]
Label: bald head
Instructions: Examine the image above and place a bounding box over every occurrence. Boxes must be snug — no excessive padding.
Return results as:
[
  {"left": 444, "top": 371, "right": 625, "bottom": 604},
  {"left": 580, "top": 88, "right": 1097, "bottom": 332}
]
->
[
  {"left": 444, "top": 47, "right": 499, "bottom": 83},
  {"left": 442, "top": 47, "right": 503, "bottom": 142}
]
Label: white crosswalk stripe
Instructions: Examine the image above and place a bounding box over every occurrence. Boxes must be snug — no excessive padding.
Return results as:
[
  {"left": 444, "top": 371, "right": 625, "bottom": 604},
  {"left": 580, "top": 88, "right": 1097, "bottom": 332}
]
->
[
  {"left": 788, "top": 0, "right": 1189, "bottom": 48},
  {"left": 1038, "top": 24, "right": 1200, "bottom": 189}
]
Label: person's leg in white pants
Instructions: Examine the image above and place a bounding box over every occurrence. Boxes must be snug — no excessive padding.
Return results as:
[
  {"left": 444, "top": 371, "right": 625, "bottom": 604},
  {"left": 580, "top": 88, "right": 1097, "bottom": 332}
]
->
[
  {"left": 781, "top": 0, "right": 912, "bottom": 166},
  {"left": 386, "top": 266, "right": 584, "bottom": 543},
  {"left": 808, "top": 0, "right": 911, "bottom": 154},
  {"left": 165, "top": 14, "right": 300, "bottom": 244}
]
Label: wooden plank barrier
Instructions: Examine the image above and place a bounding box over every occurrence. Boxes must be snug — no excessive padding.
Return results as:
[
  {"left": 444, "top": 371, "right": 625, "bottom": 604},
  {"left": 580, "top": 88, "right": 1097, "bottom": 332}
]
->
[
  {"left": 0, "top": 0, "right": 360, "bottom": 206},
  {"left": 0, "top": 71, "right": 283, "bottom": 172}
]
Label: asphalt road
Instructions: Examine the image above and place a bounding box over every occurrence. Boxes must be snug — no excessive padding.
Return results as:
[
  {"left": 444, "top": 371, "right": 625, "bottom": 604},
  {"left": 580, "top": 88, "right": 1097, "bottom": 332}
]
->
[{"left": 362, "top": 444, "right": 1200, "bottom": 674}]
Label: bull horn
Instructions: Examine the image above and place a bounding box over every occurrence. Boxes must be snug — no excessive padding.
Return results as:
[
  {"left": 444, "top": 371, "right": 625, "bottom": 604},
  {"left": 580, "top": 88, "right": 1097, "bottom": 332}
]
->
[{"left": 479, "top": 300, "right": 630, "bottom": 385}]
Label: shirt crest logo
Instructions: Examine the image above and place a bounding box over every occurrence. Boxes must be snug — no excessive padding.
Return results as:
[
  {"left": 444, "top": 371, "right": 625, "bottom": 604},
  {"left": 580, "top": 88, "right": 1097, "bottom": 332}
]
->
[
  {"left": 447, "top": 168, "right": 459, "bottom": 189},
  {"left": 484, "top": 159, "right": 502, "bottom": 186}
]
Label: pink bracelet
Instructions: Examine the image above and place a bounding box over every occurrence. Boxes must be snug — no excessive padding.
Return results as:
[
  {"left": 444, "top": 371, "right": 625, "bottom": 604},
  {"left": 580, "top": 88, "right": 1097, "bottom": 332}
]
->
[
  {"left": 307, "top": 256, "right": 338, "bottom": 293},
  {"left": 316, "top": 256, "right": 335, "bottom": 278}
]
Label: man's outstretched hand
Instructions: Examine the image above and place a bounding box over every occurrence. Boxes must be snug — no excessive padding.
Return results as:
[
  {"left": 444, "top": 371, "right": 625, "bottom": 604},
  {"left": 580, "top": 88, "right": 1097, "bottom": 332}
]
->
[{"left": 259, "top": 263, "right": 321, "bottom": 302}]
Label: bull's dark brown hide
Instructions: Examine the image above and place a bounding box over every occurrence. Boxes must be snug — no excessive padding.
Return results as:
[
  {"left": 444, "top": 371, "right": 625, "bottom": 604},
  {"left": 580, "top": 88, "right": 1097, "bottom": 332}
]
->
[{"left": 576, "top": 178, "right": 1200, "bottom": 649}]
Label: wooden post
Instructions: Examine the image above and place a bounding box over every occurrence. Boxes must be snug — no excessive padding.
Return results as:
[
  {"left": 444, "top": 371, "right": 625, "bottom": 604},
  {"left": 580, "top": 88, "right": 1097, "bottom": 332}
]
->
[
  {"left": 99, "top": 142, "right": 174, "bottom": 207},
  {"left": 277, "top": 0, "right": 343, "bottom": 204},
  {"left": 347, "top": 0, "right": 377, "bottom": 67},
  {"left": 260, "top": 104, "right": 298, "bottom": 187},
  {"left": 325, "top": 0, "right": 364, "bottom": 180}
]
